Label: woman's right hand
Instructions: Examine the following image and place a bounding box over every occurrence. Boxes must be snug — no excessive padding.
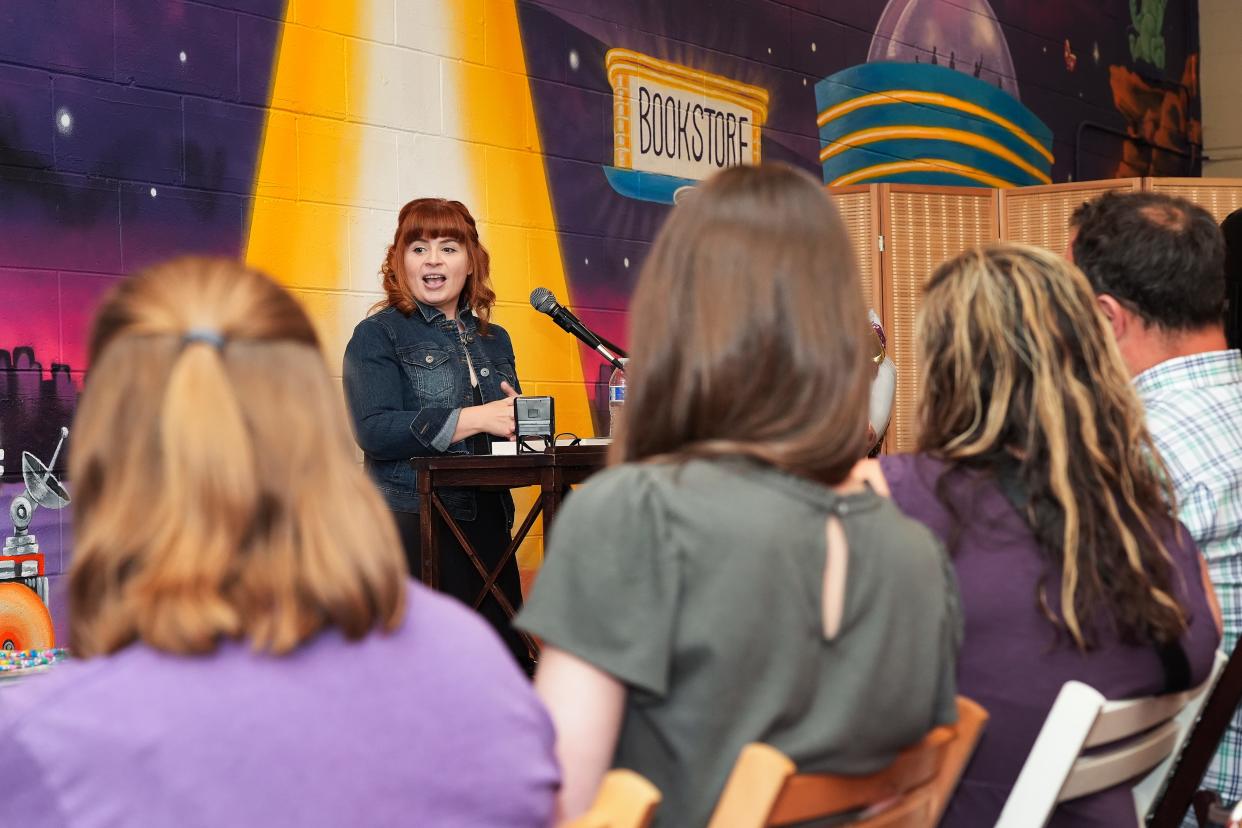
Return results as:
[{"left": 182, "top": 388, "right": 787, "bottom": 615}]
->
[{"left": 455, "top": 381, "right": 519, "bottom": 441}]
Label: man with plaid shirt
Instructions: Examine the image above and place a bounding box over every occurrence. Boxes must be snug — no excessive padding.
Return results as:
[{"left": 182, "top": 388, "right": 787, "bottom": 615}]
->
[{"left": 1072, "top": 191, "right": 1242, "bottom": 814}]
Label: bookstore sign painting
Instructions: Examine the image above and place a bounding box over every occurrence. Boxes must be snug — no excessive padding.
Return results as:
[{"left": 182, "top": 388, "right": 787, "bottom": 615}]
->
[{"left": 603, "top": 49, "right": 770, "bottom": 205}]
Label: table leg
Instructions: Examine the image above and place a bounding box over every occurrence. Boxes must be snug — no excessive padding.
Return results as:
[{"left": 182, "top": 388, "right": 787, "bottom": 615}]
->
[
  {"left": 417, "top": 466, "right": 437, "bottom": 589},
  {"left": 473, "top": 499, "right": 542, "bottom": 611},
  {"left": 428, "top": 497, "right": 539, "bottom": 660},
  {"left": 431, "top": 499, "right": 522, "bottom": 616},
  {"left": 540, "top": 466, "right": 559, "bottom": 534}
]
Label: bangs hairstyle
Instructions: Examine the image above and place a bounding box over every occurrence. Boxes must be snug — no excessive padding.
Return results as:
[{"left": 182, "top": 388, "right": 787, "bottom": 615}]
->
[
  {"left": 615, "top": 163, "right": 871, "bottom": 485},
  {"left": 917, "top": 243, "right": 1186, "bottom": 650},
  {"left": 70, "top": 256, "right": 407, "bottom": 658},
  {"left": 377, "top": 198, "right": 496, "bottom": 331}
]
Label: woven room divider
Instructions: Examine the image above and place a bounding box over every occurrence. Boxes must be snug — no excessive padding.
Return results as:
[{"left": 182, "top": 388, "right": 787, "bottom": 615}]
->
[
  {"left": 998, "top": 179, "right": 1142, "bottom": 254},
  {"left": 829, "top": 185, "right": 883, "bottom": 313},
  {"left": 880, "top": 185, "right": 998, "bottom": 453},
  {"left": 1145, "top": 177, "right": 1242, "bottom": 222},
  {"left": 825, "top": 177, "right": 1241, "bottom": 454}
]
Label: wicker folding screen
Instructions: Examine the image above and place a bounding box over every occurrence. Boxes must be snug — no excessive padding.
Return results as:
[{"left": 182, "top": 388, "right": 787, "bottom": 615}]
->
[
  {"left": 881, "top": 184, "right": 999, "bottom": 453},
  {"left": 828, "top": 185, "right": 884, "bottom": 314},
  {"left": 1145, "top": 177, "right": 1242, "bottom": 222},
  {"left": 818, "top": 178, "right": 1240, "bottom": 456},
  {"left": 998, "top": 179, "right": 1142, "bottom": 254}
]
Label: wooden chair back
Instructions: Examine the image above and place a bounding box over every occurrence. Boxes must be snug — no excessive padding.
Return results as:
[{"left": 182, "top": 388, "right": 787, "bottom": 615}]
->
[
  {"left": 563, "top": 769, "right": 662, "bottom": 828},
  {"left": 706, "top": 696, "right": 988, "bottom": 827}
]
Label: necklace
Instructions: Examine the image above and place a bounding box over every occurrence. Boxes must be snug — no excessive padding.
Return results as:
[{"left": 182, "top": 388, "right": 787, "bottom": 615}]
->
[{"left": 456, "top": 321, "right": 479, "bottom": 388}]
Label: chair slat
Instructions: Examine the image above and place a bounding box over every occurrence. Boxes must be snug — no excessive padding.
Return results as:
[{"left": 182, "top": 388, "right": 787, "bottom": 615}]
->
[
  {"left": 708, "top": 696, "right": 988, "bottom": 828},
  {"left": 767, "top": 730, "right": 951, "bottom": 825},
  {"left": 1086, "top": 689, "right": 1201, "bottom": 748},
  {"left": 1060, "top": 720, "right": 1181, "bottom": 801}
]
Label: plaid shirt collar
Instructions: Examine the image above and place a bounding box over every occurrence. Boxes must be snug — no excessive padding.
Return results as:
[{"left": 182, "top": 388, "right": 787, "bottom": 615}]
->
[{"left": 1133, "top": 349, "right": 1242, "bottom": 398}]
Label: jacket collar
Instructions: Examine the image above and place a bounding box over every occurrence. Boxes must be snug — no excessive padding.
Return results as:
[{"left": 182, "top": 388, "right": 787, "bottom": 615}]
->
[{"left": 414, "top": 296, "right": 474, "bottom": 327}]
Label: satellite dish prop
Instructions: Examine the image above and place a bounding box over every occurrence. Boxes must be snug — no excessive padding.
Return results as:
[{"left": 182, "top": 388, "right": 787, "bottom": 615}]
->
[{"left": 3, "top": 427, "right": 70, "bottom": 608}]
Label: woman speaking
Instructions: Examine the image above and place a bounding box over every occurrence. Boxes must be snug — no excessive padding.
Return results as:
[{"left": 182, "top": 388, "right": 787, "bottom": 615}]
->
[{"left": 344, "top": 198, "right": 531, "bottom": 671}]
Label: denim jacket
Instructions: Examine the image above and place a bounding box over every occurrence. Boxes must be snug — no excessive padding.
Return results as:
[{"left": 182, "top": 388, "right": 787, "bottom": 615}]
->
[{"left": 343, "top": 301, "right": 520, "bottom": 522}]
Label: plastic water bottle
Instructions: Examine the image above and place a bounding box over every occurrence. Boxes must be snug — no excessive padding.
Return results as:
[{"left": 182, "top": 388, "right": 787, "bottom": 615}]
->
[{"left": 608, "top": 360, "right": 627, "bottom": 438}]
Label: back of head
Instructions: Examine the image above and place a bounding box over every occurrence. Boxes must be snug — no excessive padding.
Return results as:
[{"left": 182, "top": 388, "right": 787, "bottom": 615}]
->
[
  {"left": 1221, "top": 207, "right": 1242, "bottom": 349},
  {"left": 70, "top": 256, "right": 406, "bottom": 657},
  {"left": 917, "top": 242, "right": 1185, "bottom": 649},
  {"left": 617, "top": 163, "right": 870, "bottom": 486},
  {"left": 1070, "top": 191, "right": 1225, "bottom": 331}
]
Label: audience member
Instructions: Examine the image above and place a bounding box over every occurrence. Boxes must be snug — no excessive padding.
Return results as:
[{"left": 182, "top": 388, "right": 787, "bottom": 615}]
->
[
  {"left": 858, "top": 243, "right": 1220, "bottom": 826},
  {"left": 0, "top": 257, "right": 558, "bottom": 826},
  {"left": 517, "top": 164, "right": 962, "bottom": 826},
  {"left": 1072, "top": 192, "right": 1242, "bottom": 812}
]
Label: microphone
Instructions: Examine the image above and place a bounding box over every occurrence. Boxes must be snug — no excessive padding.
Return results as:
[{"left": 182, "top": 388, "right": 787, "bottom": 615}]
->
[
  {"left": 529, "top": 288, "right": 628, "bottom": 357},
  {"left": 530, "top": 287, "right": 625, "bottom": 371}
]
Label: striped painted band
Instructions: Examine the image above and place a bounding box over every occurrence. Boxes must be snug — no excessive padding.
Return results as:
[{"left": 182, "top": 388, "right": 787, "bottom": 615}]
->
[
  {"left": 829, "top": 158, "right": 1015, "bottom": 188},
  {"left": 818, "top": 125, "right": 1052, "bottom": 184},
  {"left": 817, "top": 89, "right": 1053, "bottom": 164}
]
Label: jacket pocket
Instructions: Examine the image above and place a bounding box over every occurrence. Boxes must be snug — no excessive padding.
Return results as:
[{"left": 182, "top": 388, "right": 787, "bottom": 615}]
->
[{"left": 399, "top": 345, "right": 455, "bottom": 405}]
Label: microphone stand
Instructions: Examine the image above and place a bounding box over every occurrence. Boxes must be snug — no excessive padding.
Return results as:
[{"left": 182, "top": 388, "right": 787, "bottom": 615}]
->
[{"left": 595, "top": 333, "right": 627, "bottom": 361}]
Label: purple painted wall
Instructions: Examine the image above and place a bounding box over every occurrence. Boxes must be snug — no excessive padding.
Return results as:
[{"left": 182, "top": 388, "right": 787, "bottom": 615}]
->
[{"left": 0, "top": 1, "right": 285, "bottom": 642}]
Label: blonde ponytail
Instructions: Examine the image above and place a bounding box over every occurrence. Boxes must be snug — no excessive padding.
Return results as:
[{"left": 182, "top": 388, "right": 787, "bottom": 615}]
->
[{"left": 70, "top": 257, "right": 406, "bottom": 657}]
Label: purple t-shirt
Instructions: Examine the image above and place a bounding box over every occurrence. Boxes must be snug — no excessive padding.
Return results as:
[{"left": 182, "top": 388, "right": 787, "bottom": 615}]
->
[
  {"left": 0, "top": 581, "right": 559, "bottom": 827},
  {"left": 881, "top": 454, "right": 1219, "bottom": 828}
]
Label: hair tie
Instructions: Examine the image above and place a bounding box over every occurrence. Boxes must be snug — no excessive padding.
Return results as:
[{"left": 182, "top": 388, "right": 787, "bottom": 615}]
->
[{"left": 183, "top": 327, "right": 226, "bottom": 350}]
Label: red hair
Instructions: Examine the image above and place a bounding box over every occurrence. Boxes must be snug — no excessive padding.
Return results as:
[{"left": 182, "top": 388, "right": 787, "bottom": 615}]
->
[{"left": 377, "top": 198, "right": 496, "bottom": 331}]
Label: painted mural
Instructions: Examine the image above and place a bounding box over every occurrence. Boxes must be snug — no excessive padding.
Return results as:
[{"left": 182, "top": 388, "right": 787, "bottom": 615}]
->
[
  {"left": 514, "top": 0, "right": 1201, "bottom": 420},
  {"left": 0, "top": 0, "right": 1202, "bottom": 639},
  {"left": 0, "top": 0, "right": 285, "bottom": 641}
]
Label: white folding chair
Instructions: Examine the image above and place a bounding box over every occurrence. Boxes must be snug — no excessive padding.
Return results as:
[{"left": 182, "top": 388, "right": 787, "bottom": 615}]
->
[
  {"left": 996, "top": 659, "right": 1223, "bottom": 828},
  {"left": 1134, "top": 650, "right": 1228, "bottom": 821}
]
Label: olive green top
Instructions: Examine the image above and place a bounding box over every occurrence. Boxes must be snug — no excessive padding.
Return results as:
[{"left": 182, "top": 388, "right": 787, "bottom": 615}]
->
[{"left": 516, "top": 458, "right": 961, "bottom": 827}]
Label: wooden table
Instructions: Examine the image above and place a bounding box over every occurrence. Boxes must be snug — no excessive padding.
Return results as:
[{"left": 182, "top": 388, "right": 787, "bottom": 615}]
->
[{"left": 412, "top": 445, "right": 608, "bottom": 657}]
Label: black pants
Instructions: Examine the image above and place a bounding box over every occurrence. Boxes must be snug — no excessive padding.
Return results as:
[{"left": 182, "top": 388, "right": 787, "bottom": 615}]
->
[{"left": 391, "top": 493, "right": 534, "bottom": 674}]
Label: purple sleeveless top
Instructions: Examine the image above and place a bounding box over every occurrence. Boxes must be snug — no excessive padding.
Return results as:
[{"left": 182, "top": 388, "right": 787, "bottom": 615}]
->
[{"left": 881, "top": 453, "right": 1219, "bottom": 828}]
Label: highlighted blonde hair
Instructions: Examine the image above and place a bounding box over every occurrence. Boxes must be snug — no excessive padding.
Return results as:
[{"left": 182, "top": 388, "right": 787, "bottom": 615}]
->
[
  {"left": 918, "top": 243, "right": 1185, "bottom": 649},
  {"left": 69, "top": 257, "right": 406, "bottom": 657}
]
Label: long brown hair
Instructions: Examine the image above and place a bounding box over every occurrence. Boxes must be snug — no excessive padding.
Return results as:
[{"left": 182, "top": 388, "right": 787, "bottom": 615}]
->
[
  {"left": 615, "top": 163, "right": 871, "bottom": 486},
  {"left": 917, "top": 243, "right": 1186, "bottom": 649},
  {"left": 377, "top": 198, "right": 496, "bottom": 331},
  {"left": 70, "top": 256, "right": 407, "bottom": 657}
]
